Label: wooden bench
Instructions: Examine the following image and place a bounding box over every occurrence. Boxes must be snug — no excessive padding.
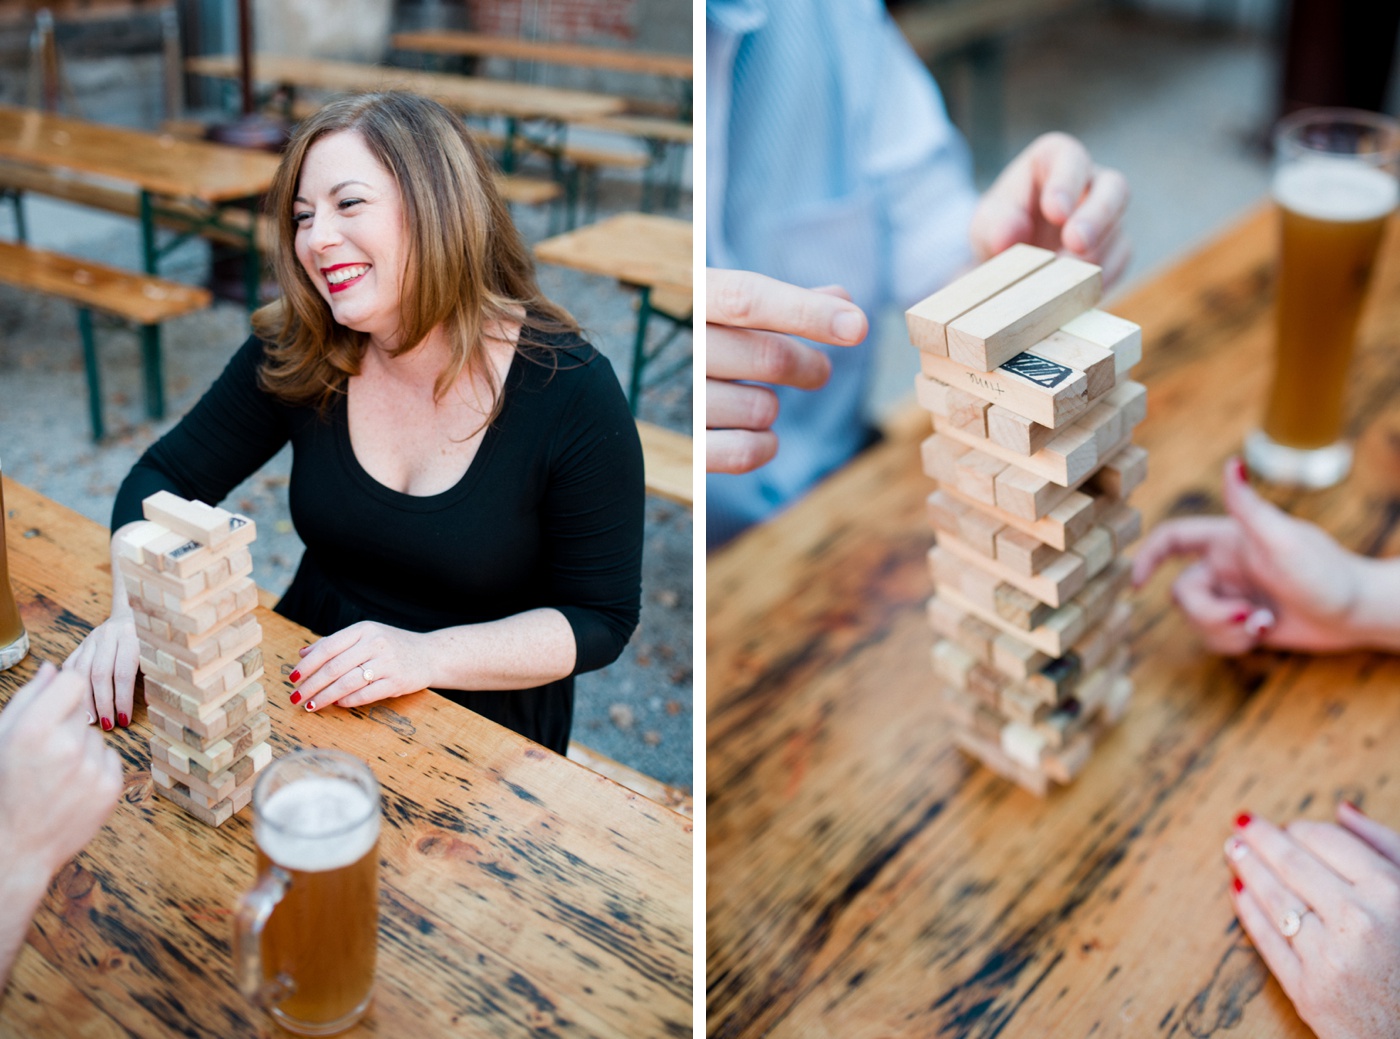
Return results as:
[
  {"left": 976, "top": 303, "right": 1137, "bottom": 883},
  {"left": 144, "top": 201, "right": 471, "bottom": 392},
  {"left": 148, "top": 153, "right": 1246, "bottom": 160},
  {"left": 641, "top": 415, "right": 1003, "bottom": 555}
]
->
[
  {"left": 0, "top": 238, "right": 209, "bottom": 439},
  {"left": 637, "top": 420, "right": 692, "bottom": 507}
]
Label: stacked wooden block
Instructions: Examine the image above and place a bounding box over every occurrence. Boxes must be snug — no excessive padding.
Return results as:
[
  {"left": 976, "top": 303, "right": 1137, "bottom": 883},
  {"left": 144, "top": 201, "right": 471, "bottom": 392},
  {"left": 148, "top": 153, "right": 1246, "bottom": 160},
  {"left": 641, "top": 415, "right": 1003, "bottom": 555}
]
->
[
  {"left": 907, "top": 244, "right": 1147, "bottom": 796},
  {"left": 115, "top": 491, "right": 271, "bottom": 826}
]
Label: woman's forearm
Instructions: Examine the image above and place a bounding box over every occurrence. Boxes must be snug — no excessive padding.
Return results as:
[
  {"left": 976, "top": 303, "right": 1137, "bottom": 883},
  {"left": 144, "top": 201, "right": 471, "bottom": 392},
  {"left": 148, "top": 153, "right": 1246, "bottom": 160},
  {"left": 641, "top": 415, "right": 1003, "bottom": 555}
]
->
[{"left": 420, "top": 607, "right": 577, "bottom": 691}]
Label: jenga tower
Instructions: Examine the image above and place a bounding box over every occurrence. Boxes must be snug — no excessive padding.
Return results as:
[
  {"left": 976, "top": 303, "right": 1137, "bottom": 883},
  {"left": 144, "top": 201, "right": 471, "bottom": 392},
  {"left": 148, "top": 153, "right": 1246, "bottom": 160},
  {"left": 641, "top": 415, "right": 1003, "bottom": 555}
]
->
[
  {"left": 114, "top": 491, "right": 271, "bottom": 825},
  {"left": 906, "top": 245, "right": 1147, "bottom": 796}
]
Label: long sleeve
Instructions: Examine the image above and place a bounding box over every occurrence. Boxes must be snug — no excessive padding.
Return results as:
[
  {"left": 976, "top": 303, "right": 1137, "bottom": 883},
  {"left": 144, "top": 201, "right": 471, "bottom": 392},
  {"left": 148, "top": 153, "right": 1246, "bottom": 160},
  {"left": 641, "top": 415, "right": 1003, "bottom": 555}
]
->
[{"left": 111, "top": 336, "right": 295, "bottom": 531}]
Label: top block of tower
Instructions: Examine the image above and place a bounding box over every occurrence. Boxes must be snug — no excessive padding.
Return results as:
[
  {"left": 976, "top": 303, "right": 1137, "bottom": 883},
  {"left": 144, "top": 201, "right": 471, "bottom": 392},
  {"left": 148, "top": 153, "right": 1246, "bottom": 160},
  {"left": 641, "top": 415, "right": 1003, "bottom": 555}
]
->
[
  {"left": 946, "top": 257, "right": 1103, "bottom": 372},
  {"left": 142, "top": 491, "right": 247, "bottom": 548},
  {"left": 905, "top": 244, "right": 1055, "bottom": 355}
]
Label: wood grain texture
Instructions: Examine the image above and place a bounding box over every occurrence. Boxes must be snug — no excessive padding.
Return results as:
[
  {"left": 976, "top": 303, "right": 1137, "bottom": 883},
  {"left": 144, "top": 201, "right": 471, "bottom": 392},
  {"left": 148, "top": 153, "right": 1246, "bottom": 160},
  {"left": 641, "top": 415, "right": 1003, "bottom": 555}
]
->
[
  {"left": 391, "top": 31, "right": 693, "bottom": 79},
  {"left": 533, "top": 213, "right": 692, "bottom": 292},
  {"left": 1, "top": 480, "right": 692, "bottom": 1038},
  {"left": 708, "top": 202, "right": 1400, "bottom": 1037}
]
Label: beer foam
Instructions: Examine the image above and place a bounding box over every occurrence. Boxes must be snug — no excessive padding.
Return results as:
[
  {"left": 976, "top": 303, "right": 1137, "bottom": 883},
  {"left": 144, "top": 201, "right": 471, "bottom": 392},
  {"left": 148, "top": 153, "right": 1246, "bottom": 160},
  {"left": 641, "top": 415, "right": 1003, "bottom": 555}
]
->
[
  {"left": 257, "top": 776, "right": 379, "bottom": 872},
  {"left": 1274, "top": 159, "right": 1399, "bottom": 222}
]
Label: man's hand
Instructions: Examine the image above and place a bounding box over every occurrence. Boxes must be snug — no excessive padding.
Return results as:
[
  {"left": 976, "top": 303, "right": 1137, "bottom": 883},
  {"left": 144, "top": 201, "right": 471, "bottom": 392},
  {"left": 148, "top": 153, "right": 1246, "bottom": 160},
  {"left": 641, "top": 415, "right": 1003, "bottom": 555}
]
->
[
  {"left": 970, "top": 132, "right": 1131, "bottom": 288},
  {"left": 706, "top": 269, "right": 868, "bottom": 474}
]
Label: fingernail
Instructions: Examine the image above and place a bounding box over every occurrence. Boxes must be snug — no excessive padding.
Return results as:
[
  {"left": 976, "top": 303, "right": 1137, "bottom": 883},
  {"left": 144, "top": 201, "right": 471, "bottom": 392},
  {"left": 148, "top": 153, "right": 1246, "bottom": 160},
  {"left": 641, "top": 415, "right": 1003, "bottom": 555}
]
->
[
  {"left": 1342, "top": 799, "right": 1365, "bottom": 816},
  {"left": 1231, "top": 610, "right": 1250, "bottom": 624},
  {"left": 832, "top": 310, "right": 863, "bottom": 343},
  {"left": 117, "top": 713, "right": 129, "bottom": 728},
  {"left": 1053, "top": 190, "right": 1074, "bottom": 218},
  {"left": 1235, "top": 812, "right": 1253, "bottom": 829},
  {"left": 1232, "top": 877, "right": 1244, "bottom": 894},
  {"left": 1068, "top": 219, "right": 1096, "bottom": 251},
  {"left": 101, "top": 717, "right": 113, "bottom": 731},
  {"left": 289, "top": 669, "right": 301, "bottom": 683},
  {"left": 290, "top": 691, "right": 302, "bottom": 705},
  {"left": 305, "top": 701, "right": 315, "bottom": 711},
  {"left": 1232, "top": 457, "right": 1248, "bottom": 483},
  {"left": 1225, "top": 836, "right": 1249, "bottom": 862},
  {"left": 1244, "top": 608, "right": 1275, "bottom": 638},
  {"left": 86, "top": 711, "right": 95, "bottom": 726}
]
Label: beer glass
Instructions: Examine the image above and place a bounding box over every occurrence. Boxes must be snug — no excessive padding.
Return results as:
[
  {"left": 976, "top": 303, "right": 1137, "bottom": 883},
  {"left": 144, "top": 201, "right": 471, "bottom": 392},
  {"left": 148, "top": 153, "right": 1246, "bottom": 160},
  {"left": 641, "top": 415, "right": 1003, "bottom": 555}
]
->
[
  {"left": 0, "top": 458, "right": 29, "bottom": 672},
  {"left": 1245, "top": 108, "right": 1400, "bottom": 488},
  {"left": 235, "top": 749, "right": 381, "bottom": 1036}
]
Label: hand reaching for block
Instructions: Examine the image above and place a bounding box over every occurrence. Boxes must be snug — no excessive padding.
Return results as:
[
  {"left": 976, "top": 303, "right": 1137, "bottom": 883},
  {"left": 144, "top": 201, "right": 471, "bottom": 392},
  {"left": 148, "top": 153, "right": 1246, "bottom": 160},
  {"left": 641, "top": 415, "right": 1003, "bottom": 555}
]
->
[{"left": 706, "top": 269, "right": 869, "bottom": 474}]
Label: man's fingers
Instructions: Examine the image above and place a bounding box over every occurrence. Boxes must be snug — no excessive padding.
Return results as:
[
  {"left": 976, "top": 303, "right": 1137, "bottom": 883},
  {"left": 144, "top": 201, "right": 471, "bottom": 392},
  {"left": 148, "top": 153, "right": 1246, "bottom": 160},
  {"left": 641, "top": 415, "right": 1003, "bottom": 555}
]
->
[
  {"left": 706, "top": 325, "right": 833, "bottom": 390},
  {"left": 707, "top": 379, "right": 780, "bottom": 432},
  {"left": 706, "top": 268, "right": 867, "bottom": 346},
  {"left": 1062, "top": 166, "right": 1129, "bottom": 257},
  {"left": 1029, "top": 132, "right": 1093, "bottom": 227},
  {"left": 707, "top": 429, "right": 779, "bottom": 475},
  {"left": 1131, "top": 516, "right": 1237, "bottom": 587},
  {"left": 810, "top": 285, "right": 854, "bottom": 302}
]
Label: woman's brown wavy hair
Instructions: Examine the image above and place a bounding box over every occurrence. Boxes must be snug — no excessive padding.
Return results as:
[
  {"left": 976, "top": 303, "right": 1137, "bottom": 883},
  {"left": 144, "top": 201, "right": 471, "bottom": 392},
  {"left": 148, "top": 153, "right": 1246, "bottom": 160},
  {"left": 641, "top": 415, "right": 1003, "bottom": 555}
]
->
[{"left": 252, "top": 91, "right": 579, "bottom": 417}]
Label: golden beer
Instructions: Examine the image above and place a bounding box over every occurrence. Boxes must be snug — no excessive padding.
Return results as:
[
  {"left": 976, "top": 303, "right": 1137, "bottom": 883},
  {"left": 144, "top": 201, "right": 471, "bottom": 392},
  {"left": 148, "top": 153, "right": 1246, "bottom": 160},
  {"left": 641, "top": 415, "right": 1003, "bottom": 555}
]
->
[
  {"left": 239, "top": 756, "right": 380, "bottom": 1037},
  {"left": 1265, "top": 162, "right": 1396, "bottom": 448},
  {"left": 0, "top": 465, "right": 29, "bottom": 671}
]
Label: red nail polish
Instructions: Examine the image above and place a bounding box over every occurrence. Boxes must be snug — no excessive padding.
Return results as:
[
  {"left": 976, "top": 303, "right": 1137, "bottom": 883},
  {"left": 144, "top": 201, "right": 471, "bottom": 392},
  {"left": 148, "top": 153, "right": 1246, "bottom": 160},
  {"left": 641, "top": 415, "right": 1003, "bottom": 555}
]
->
[
  {"left": 289, "top": 669, "right": 301, "bottom": 683},
  {"left": 1235, "top": 812, "right": 1253, "bottom": 829},
  {"left": 101, "top": 717, "right": 113, "bottom": 731},
  {"left": 290, "top": 692, "right": 302, "bottom": 705},
  {"left": 1232, "top": 877, "right": 1244, "bottom": 894},
  {"left": 1231, "top": 610, "right": 1250, "bottom": 624},
  {"left": 117, "top": 713, "right": 129, "bottom": 728},
  {"left": 1343, "top": 799, "right": 1365, "bottom": 816},
  {"left": 305, "top": 701, "right": 315, "bottom": 711},
  {"left": 1233, "top": 458, "right": 1248, "bottom": 483}
]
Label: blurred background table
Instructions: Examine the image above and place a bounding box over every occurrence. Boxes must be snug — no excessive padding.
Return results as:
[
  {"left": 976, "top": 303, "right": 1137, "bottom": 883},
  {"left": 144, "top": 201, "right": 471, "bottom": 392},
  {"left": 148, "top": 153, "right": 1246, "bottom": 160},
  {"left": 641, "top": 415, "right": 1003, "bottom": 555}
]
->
[
  {"left": 707, "top": 202, "right": 1400, "bottom": 1037},
  {"left": 0, "top": 477, "right": 693, "bottom": 1038},
  {"left": 392, "top": 30, "right": 692, "bottom": 80}
]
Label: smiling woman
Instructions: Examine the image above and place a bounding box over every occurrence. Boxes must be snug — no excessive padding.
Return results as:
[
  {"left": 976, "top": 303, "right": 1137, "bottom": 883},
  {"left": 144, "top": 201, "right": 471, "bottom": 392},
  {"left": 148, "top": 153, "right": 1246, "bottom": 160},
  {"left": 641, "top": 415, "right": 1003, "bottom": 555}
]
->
[{"left": 61, "top": 92, "right": 645, "bottom": 755}]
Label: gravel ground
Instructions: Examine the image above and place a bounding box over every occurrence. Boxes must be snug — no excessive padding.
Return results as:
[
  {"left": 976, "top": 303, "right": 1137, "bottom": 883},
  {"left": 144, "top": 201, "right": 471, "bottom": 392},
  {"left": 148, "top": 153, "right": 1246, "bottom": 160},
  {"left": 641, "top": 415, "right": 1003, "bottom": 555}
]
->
[{"left": 0, "top": 166, "right": 693, "bottom": 793}]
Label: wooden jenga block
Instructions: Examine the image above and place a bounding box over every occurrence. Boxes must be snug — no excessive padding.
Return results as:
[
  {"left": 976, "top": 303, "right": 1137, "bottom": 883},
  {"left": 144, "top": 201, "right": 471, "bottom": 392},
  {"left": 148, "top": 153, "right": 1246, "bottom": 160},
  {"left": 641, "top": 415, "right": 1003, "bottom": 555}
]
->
[
  {"left": 1102, "top": 676, "right": 1134, "bottom": 725},
  {"left": 149, "top": 735, "right": 271, "bottom": 805},
  {"left": 946, "top": 257, "right": 1102, "bottom": 371},
  {"left": 956, "top": 500, "right": 1005, "bottom": 557},
  {"left": 992, "top": 632, "right": 1050, "bottom": 680},
  {"left": 931, "top": 638, "right": 978, "bottom": 689},
  {"left": 958, "top": 614, "right": 1000, "bottom": 664},
  {"left": 994, "top": 528, "right": 1059, "bottom": 576},
  {"left": 142, "top": 491, "right": 256, "bottom": 549},
  {"left": 114, "top": 521, "right": 167, "bottom": 564},
  {"left": 147, "top": 686, "right": 267, "bottom": 747},
  {"left": 937, "top": 530, "right": 1086, "bottom": 608},
  {"left": 935, "top": 412, "right": 1100, "bottom": 487},
  {"left": 994, "top": 583, "right": 1054, "bottom": 631},
  {"left": 152, "top": 768, "right": 255, "bottom": 826},
  {"left": 942, "top": 484, "right": 1095, "bottom": 552},
  {"left": 920, "top": 433, "right": 971, "bottom": 485},
  {"left": 920, "top": 350, "right": 1089, "bottom": 429},
  {"left": 940, "top": 684, "right": 1006, "bottom": 744},
  {"left": 1099, "top": 502, "right": 1142, "bottom": 554},
  {"left": 985, "top": 405, "right": 1055, "bottom": 456},
  {"left": 966, "top": 662, "right": 1009, "bottom": 707},
  {"left": 1000, "top": 721, "right": 1050, "bottom": 770},
  {"left": 1041, "top": 729, "right": 1096, "bottom": 785},
  {"left": 1060, "top": 309, "right": 1142, "bottom": 374},
  {"left": 926, "top": 594, "right": 966, "bottom": 644},
  {"left": 952, "top": 448, "right": 1006, "bottom": 505},
  {"left": 953, "top": 729, "right": 1050, "bottom": 797},
  {"left": 1106, "top": 380, "right": 1147, "bottom": 427},
  {"left": 1024, "top": 652, "right": 1082, "bottom": 705},
  {"left": 1026, "top": 330, "right": 1116, "bottom": 400},
  {"left": 993, "top": 429, "right": 1133, "bottom": 521},
  {"left": 1069, "top": 527, "right": 1114, "bottom": 580},
  {"left": 1076, "top": 401, "right": 1124, "bottom": 459},
  {"left": 1089, "top": 444, "right": 1148, "bottom": 500},
  {"left": 926, "top": 490, "right": 969, "bottom": 540},
  {"left": 141, "top": 630, "right": 262, "bottom": 690},
  {"left": 915, "top": 376, "right": 992, "bottom": 436},
  {"left": 906, "top": 243, "right": 1056, "bottom": 355},
  {"left": 1075, "top": 600, "right": 1133, "bottom": 674}
]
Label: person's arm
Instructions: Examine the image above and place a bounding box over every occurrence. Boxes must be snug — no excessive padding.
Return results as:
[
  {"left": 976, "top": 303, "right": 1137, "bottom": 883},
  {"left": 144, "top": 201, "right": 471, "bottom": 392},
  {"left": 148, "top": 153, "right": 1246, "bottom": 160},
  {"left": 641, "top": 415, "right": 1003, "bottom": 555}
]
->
[
  {"left": 0, "top": 664, "right": 123, "bottom": 991},
  {"left": 67, "top": 336, "right": 294, "bottom": 731},
  {"left": 290, "top": 351, "right": 645, "bottom": 710}
]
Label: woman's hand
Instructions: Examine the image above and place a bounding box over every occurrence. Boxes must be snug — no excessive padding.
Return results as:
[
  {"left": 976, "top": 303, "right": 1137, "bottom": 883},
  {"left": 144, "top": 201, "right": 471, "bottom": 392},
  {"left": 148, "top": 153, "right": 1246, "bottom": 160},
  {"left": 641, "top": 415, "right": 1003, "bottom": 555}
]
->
[
  {"left": 1224, "top": 802, "right": 1400, "bottom": 1038},
  {"left": 970, "top": 132, "right": 1132, "bottom": 289},
  {"left": 63, "top": 615, "right": 140, "bottom": 731},
  {"left": 289, "top": 621, "right": 433, "bottom": 712},
  {"left": 1131, "top": 458, "right": 1374, "bottom": 654}
]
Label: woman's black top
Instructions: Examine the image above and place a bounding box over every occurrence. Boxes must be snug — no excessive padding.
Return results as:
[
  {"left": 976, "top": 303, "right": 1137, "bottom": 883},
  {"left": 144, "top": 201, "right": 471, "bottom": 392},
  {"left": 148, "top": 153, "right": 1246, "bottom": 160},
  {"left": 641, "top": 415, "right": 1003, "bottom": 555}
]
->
[{"left": 111, "top": 332, "right": 644, "bottom": 754}]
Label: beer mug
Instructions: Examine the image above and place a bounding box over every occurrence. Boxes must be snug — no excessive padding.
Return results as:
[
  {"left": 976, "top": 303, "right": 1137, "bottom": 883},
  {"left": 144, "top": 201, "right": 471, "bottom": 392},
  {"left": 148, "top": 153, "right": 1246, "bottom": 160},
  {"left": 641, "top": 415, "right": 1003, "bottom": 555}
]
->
[
  {"left": 0, "top": 459, "right": 30, "bottom": 672},
  {"left": 235, "top": 749, "right": 381, "bottom": 1036},
  {"left": 1246, "top": 108, "right": 1400, "bottom": 488}
]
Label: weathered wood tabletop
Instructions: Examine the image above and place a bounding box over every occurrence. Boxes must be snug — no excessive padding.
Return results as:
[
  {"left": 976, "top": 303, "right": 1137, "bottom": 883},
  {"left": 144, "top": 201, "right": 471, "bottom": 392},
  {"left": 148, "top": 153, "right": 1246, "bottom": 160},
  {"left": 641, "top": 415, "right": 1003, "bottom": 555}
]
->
[
  {"left": 0, "top": 103, "right": 280, "bottom": 203},
  {"left": 392, "top": 31, "right": 694, "bottom": 80},
  {"left": 0, "top": 478, "right": 693, "bottom": 1038},
  {"left": 707, "top": 203, "right": 1400, "bottom": 1038},
  {"left": 534, "top": 212, "right": 692, "bottom": 295},
  {"left": 185, "top": 54, "right": 626, "bottom": 124}
]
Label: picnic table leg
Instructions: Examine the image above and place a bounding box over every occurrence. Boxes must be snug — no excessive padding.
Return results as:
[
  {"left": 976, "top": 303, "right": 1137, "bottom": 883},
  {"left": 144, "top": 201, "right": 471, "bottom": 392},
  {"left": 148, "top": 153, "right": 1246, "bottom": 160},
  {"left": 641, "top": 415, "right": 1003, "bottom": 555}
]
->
[
  {"left": 76, "top": 307, "right": 104, "bottom": 441},
  {"left": 5, "top": 189, "right": 26, "bottom": 243},
  {"left": 140, "top": 324, "right": 165, "bottom": 421},
  {"left": 628, "top": 285, "right": 653, "bottom": 415},
  {"left": 501, "top": 117, "right": 518, "bottom": 173},
  {"left": 139, "top": 189, "right": 158, "bottom": 275},
  {"left": 241, "top": 209, "right": 261, "bottom": 313}
]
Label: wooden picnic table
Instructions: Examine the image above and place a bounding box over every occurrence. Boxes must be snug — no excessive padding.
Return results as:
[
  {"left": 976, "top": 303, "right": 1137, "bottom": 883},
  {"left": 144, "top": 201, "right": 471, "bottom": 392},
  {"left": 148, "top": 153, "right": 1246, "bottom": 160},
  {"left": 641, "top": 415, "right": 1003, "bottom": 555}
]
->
[
  {"left": 707, "top": 202, "right": 1400, "bottom": 1036},
  {"left": 534, "top": 212, "right": 692, "bottom": 410},
  {"left": 392, "top": 30, "right": 693, "bottom": 80},
  {"left": 0, "top": 477, "right": 693, "bottom": 1038},
  {"left": 185, "top": 53, "right": 626, "bottom": 124}
]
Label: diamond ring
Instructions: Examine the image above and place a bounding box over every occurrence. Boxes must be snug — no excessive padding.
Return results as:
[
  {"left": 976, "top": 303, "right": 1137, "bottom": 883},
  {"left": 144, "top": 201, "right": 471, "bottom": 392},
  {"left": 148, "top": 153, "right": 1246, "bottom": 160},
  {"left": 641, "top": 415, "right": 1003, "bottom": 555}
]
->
[
  {"left": 1279, "top": 908, "right": 1310, "bottom": 938},
  {"left": 360, "top": 666, "right": 375, "bottom": 684}
]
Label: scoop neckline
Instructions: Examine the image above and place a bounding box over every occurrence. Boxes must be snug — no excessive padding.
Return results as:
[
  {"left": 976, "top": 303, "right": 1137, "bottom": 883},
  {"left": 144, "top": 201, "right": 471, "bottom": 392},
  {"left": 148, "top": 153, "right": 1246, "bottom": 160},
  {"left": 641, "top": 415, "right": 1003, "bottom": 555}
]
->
[{"left": 332, "top": 350, "right": 519, "bottom": 511}]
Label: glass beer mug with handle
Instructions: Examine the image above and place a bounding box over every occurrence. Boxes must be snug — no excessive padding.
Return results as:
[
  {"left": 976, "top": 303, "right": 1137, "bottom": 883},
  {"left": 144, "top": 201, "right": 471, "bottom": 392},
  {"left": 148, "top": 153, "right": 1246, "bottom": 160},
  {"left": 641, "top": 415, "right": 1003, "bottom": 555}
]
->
[
  {"left": 1246, "top": 108, "right": 1400, "bottom": 488},
  {"left": 0, "top": 457, "right": 30, "bottom": 672},
  {"left": 235, "top": 748, "right": 381, "bottom": 1036}
]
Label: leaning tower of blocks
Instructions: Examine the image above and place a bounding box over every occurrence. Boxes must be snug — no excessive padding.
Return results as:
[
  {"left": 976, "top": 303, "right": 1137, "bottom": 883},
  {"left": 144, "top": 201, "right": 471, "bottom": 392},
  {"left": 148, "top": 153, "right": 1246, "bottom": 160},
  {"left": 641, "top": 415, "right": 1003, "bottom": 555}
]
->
[
  {"left": 906, "top": 244, "right": 1147, "bottom": 796},
  {"left": 115, "top": 492, "right": 271, "bottom": 825}
]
